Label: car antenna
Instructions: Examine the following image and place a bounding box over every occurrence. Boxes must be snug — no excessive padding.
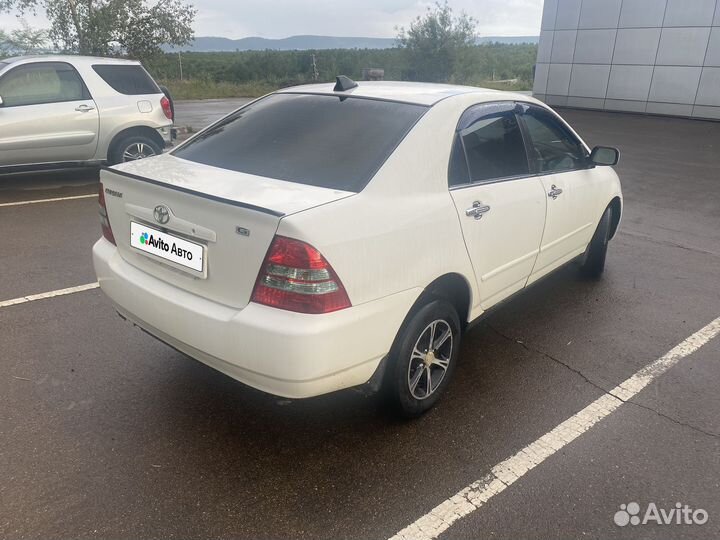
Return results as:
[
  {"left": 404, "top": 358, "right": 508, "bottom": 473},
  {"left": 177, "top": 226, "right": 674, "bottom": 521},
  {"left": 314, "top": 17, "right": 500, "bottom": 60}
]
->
[{"left": 334, "top": 75, "right": 358, "bottom": 92}]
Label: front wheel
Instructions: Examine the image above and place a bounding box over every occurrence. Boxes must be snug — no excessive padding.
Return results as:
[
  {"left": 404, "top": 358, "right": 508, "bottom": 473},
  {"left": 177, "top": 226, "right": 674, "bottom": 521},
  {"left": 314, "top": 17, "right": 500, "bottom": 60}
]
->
[
  {"left": 580, "top": 207, "right": 612, "bottom": 279},
  {"left": 385, "top": 298, "right": 461, "bottom": 417}
]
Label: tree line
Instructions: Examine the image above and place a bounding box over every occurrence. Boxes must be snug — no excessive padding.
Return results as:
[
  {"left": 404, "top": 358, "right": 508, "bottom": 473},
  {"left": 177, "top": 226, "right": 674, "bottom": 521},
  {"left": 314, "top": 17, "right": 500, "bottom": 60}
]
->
[
  {"left": 1, "top": 1, "right": 537, "bottom": 93},
  {"left": 145, "top": 43, "right": 537, "bottom": 89}
]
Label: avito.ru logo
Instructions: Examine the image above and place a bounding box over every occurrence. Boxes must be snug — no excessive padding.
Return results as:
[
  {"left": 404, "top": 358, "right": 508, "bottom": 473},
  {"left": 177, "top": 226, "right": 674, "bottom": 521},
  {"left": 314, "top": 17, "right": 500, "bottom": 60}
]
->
[
  {"left": 138, "top": 231, "right": 195, "bottom": 262},
  {"left": 614, "top": 502, "right": 708, "bottom": 527},
  {"left": 140, "top": 232, "right": 170, "bottom": 252}
]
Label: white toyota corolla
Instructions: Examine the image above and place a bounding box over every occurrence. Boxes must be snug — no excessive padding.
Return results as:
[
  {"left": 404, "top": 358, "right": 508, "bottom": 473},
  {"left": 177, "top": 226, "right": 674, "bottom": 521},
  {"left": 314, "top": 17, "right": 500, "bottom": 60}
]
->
[{"left": 93, "top": 78, "right": 622, "bottom": 416}]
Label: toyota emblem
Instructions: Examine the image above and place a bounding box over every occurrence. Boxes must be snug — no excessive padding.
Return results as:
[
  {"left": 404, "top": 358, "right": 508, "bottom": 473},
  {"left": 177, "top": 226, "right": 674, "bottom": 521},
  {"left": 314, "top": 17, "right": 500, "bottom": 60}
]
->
[{"left": 153, "top": 205, "right": 170, "bottom": 225}]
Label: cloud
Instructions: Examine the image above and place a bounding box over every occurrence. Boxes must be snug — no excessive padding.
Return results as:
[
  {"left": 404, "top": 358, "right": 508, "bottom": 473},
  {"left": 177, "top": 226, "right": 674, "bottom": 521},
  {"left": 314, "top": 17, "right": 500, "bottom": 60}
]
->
[
  {"left": 0, "top": 10, "right": 50, "bottom": 32},
  {"left": 192, "top": 0, "right": 543, "bottom": 38},
  {"left": 1, "top": 0, "right": 543, "bottom": 38}
]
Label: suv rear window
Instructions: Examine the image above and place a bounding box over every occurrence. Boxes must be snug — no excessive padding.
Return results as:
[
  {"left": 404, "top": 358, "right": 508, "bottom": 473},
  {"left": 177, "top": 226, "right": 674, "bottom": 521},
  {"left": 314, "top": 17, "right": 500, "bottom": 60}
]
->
[
  {"left": 92, "top": 64, "right": 160, "bottom": 95},
  {"left": 172, "top": 93, "right": 428, "bottom": 192}
]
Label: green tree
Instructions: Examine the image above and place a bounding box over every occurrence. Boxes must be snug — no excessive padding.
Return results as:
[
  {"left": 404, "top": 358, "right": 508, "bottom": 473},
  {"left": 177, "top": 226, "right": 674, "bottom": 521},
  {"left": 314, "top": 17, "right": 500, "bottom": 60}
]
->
[
  {"left": 0, "top": 19, "right": 48, "bottom": 55},
  {"left": 396, "top": 1, "right": 477, "bottom": 82},
  {"left": 0, "top": 0, "right": 196, "bottom": 61}
]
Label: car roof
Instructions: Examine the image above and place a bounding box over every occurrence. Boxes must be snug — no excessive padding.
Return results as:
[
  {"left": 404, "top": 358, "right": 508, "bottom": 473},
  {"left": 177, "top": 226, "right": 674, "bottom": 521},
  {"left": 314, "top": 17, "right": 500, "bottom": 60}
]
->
[
  {"left": 278, "top": 80, "right": 534, "bottom": 106},
  {"left": 1, "top": 55, "right": 141, "bottom": 67}
]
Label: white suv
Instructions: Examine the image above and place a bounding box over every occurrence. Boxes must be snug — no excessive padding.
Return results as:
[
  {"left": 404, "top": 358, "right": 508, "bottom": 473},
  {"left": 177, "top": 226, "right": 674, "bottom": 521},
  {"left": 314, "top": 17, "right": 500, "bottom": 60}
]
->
[
  {"left": 93, "top": 80, "right": 622, "bottom": 416},
  {"left": 0, "top": 55, "right": 173, "bottom": 172}
]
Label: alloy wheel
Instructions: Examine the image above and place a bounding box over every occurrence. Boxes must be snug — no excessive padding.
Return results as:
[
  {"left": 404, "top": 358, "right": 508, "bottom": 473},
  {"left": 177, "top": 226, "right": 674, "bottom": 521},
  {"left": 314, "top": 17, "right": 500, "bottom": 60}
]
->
[
  {"left": 407, "top": 319, "right": 453, "bottom": 400},
  {"left": 122, "top": 142, "right": 157, "bottom": 161}
]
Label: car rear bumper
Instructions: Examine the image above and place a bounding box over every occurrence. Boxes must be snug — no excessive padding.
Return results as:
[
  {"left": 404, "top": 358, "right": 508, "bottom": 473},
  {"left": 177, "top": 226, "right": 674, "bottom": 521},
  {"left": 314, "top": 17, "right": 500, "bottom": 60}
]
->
[
  {"left": 157, "top": 126, "right": 173, "bottom": 147},
  {"left": 93, "top": 238, "right": 420, "bottom": 398}
]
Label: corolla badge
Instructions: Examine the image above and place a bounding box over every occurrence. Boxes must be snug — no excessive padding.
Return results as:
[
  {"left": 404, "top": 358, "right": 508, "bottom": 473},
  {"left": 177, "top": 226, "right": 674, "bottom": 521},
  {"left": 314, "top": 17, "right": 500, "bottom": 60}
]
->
[{"left": 153, "top": 204, "right": 170, "bottom": 225}]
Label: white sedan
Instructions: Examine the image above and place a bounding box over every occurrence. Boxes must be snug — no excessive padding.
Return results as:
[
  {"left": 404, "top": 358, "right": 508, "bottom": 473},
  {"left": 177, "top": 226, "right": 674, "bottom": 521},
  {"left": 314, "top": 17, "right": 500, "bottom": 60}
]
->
[{"left": 93, "top": 78, "right": 622, "bottom": 416}]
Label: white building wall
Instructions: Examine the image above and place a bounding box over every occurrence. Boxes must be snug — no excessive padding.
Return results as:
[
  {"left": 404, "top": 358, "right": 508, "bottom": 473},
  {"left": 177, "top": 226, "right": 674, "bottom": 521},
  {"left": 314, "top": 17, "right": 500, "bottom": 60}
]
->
[{"left": 534, "top": 0, "right": 720, "bottom": 119}]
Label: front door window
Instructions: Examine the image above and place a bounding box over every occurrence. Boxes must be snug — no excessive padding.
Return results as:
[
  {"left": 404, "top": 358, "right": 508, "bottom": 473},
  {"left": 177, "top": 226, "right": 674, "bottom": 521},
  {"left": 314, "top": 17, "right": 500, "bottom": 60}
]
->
[{"left": 0, "top": 62, "right": 89, "bottom": 108}]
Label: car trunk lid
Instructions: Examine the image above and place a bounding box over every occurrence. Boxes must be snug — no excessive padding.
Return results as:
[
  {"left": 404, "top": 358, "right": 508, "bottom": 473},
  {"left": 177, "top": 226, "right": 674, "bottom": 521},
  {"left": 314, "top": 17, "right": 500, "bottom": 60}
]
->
[{"left": 101, "top": 154, "right": 353, "bottom": 309}]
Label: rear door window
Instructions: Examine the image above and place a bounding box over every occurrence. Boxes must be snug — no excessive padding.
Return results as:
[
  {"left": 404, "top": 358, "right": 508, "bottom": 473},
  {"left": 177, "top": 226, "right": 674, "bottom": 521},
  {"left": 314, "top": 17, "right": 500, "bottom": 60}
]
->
[
  {"left": 92, "top": 65, "right": 160, "bottom": 95},
  {"left": 449, "top": 101, "right": 529, "bottom": 186},
  {"left": 0, "top": 62, "right": 89, "bottom": 107},
  {"left": 173, "top": 93, "right": 428, "bottom": 192}
]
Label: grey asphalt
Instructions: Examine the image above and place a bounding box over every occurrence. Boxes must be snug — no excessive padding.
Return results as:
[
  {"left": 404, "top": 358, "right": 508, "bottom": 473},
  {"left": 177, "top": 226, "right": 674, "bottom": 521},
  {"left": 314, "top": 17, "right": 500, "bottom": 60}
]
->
[{"left": 1, "top": 108, "right": 719, "bottom": 540}]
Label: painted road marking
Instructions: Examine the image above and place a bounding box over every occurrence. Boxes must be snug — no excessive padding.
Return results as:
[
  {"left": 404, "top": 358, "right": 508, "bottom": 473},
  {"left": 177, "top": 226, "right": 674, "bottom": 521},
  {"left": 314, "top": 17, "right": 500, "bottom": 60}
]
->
[
  {"left": 0, "top": 194, "right": 96, "bottom": 208},
  {"left": 389, "top": 316, "right": 720, "bottom": 540},
  {"left": 0, "top": 283, "right": 99, "bottom": 308}
]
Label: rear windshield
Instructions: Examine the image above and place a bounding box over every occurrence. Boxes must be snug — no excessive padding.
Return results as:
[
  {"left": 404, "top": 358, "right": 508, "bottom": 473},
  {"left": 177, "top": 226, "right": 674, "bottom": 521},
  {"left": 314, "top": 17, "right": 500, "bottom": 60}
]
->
[
  {"left": 172, "top": 93, "right": 428, "bottom": 192},
  {"left": 92, "top": 64, "right": 160, "bottom": 95}
]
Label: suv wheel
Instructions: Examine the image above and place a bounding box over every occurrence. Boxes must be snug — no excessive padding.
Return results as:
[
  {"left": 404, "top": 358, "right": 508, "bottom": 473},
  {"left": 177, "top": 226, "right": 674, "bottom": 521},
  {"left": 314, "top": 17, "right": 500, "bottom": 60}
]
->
[
  {"left": 386, "top": 298, "right": 461, "bottom": 417},
  {"left": 110, "top": 135, "right": 162, "bottom": 164}
]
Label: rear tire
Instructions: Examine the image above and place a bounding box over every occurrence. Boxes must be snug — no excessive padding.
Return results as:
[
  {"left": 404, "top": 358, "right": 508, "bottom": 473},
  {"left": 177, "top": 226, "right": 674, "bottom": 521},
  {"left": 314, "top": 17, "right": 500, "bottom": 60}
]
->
[
  {"left": 580, "top": 207, "right": 612, "bottom": 279},
  {"left": 385, "top": 298, "right": 461, "bottom": 417},
  {"left": 109, "top": 134, "right": 162, "bottom": 165}
]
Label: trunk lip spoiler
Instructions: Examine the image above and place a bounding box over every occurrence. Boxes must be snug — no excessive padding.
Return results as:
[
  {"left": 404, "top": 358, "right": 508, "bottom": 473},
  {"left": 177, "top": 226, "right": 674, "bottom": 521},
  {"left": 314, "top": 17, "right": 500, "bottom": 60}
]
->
[{"left": 101, "top": 166, "right": 286, "bottom": 218}]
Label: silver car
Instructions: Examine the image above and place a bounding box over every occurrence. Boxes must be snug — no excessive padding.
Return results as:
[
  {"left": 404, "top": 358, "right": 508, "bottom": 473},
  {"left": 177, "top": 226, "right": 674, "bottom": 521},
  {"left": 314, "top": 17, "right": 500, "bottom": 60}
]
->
[{"left": 0, "top": 55, "right": 173, "bottom": 172}]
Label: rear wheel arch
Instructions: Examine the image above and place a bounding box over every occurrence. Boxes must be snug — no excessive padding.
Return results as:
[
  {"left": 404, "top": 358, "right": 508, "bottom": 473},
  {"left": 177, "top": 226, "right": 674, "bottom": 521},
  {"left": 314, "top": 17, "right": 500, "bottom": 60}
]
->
[
  {"left": 107, "top": 126, "right": 165, "bottom": 163},
  {"left": 423, "top": 273, "right": 473, "bottom": 327},
  {"left": 393, "top": 273, "right": 473, "bottom": 342}
]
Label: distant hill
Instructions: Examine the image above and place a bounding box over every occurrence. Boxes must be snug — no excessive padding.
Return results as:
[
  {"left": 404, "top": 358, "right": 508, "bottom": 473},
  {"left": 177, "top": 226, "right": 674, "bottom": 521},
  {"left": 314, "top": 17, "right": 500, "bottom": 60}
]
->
[
  {"left": 165, "top": 34, "right": 538, "bottom": 52},
  {"left": 476, "top": 36, "right": 539, "bottom": 45}
]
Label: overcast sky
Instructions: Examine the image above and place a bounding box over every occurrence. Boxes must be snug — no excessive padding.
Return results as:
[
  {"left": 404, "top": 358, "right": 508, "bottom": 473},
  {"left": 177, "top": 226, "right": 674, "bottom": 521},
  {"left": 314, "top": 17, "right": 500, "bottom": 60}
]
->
[{"left": 0, "top": 0, "right": 543, "bottom": 39}]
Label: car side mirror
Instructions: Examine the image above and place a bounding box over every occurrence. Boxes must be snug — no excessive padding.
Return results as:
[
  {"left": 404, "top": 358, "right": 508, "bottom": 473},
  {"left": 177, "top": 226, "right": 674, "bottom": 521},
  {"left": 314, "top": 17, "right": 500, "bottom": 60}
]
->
[{"left": 590, "top": 146, "right": 619, "bottom": 166}]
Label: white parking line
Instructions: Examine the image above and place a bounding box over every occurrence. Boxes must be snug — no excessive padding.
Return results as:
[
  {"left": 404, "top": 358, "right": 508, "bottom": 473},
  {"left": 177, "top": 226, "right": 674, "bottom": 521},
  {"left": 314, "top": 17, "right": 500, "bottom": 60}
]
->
[
  {"left": 0, "top": 194, "right": 96, "bottom": 208},
  {"left": 389, "top": 316, "right": 720, "bottom": 540},
  {"left": 0, "top": 282, "right": 99, "bottom": 308}
]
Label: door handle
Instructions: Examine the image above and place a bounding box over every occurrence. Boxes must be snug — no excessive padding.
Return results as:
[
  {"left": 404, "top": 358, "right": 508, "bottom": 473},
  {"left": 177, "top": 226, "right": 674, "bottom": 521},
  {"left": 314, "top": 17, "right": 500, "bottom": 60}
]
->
[
  {"left": 75, "top": 104, "right": 95, "bottom": 112},
  {"left": 548, "top": 185, "right": 563, "bottom": 200},
  {"left": 465, "top": 201, "right": 491, "bottom": 220}
]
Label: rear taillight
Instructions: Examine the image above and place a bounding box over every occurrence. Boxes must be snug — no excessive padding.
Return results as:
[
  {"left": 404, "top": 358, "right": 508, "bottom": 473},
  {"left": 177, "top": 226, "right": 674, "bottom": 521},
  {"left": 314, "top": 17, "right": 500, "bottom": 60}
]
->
[
  {"left": 160, "top": 96, "right": 173, "bottom": 120},
  {"left": 98, "top": 183, "right": 116, "bottom": 245},
  {"left": 251, "top": 236, "right": 351, "bottom": 314}
]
